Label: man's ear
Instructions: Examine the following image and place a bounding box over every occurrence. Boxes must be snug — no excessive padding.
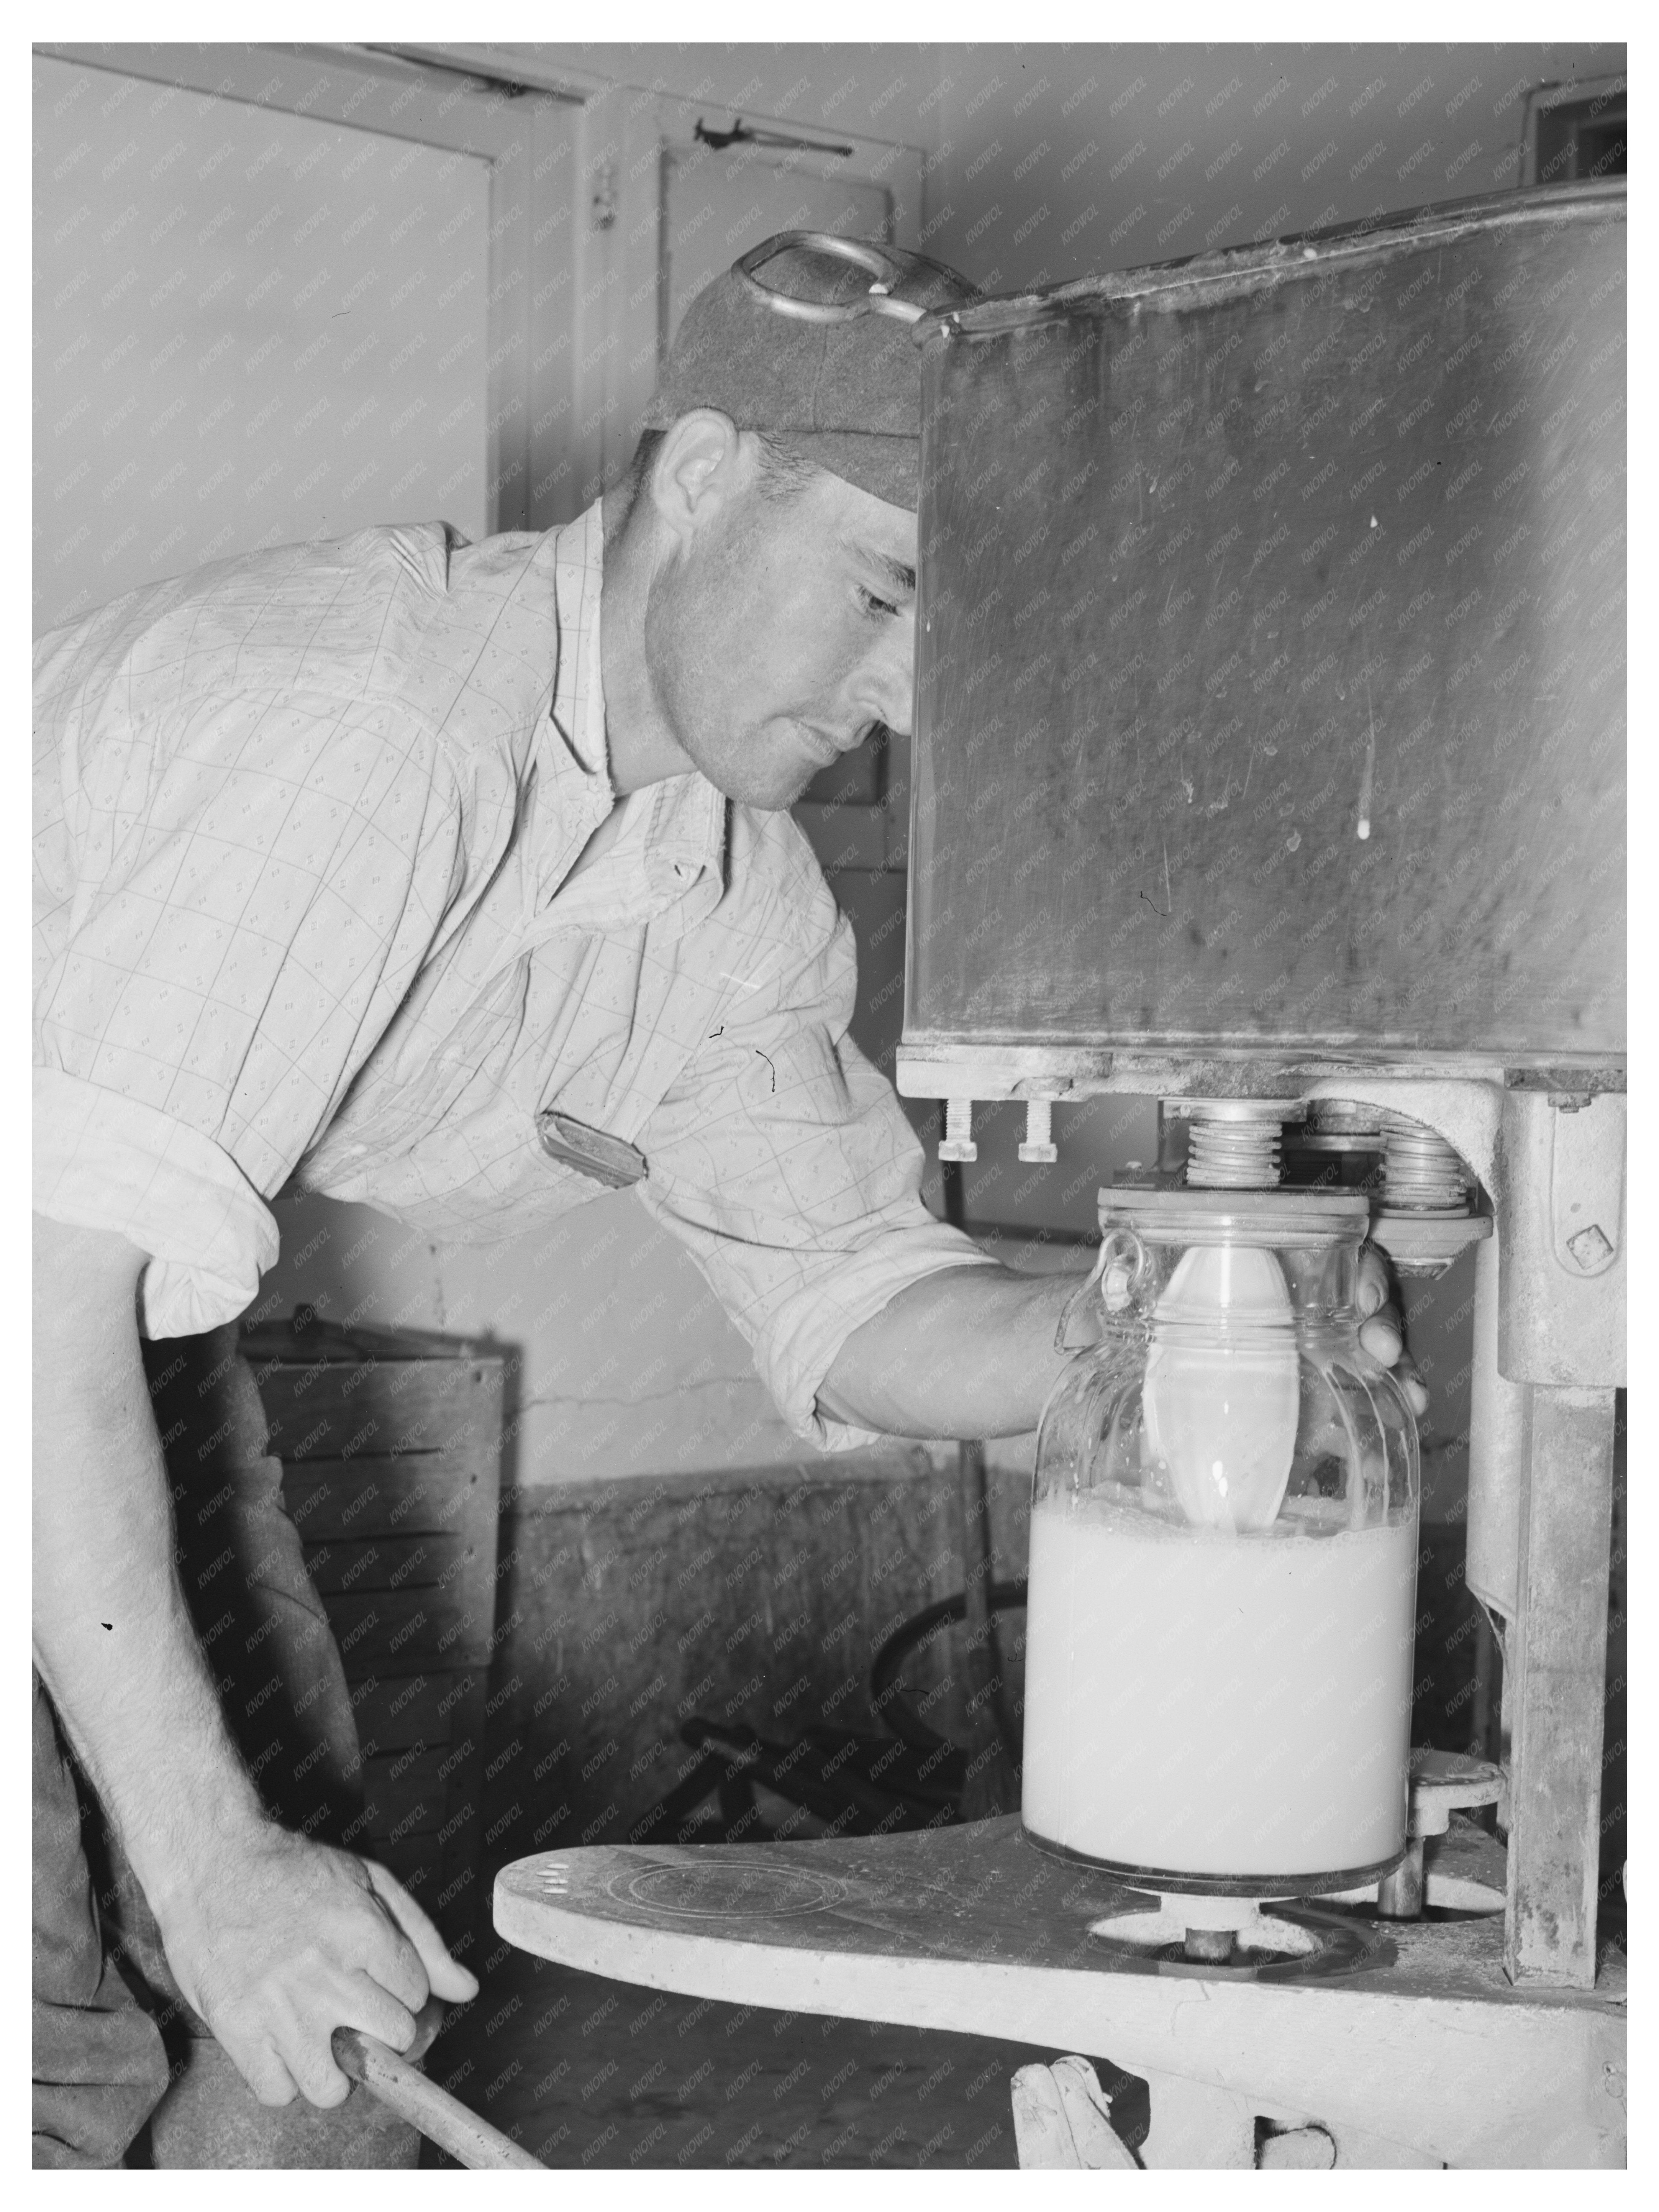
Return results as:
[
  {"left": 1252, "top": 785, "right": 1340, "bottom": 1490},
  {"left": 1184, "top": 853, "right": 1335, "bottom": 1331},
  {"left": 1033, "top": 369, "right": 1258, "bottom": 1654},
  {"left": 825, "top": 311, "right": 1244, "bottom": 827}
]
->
[{"left": 648, "top": 411, "right": 744, "bottom": 548}]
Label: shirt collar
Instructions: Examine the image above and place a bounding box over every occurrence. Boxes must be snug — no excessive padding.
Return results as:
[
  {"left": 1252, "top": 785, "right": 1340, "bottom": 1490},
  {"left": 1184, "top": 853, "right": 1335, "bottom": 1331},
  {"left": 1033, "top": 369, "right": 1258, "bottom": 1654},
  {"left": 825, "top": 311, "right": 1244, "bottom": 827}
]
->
[
  {"left": 548, "top": 500, "right": 615, "bottom": 797},
  {"left": 542, "top": 501, "right": 729, "bottom": 922}
]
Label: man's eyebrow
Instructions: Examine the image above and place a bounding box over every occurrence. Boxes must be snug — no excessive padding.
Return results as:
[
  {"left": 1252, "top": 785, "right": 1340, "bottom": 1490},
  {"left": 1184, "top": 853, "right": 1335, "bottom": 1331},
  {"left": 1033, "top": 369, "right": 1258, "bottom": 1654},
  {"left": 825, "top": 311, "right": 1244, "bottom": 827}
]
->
[{"left": 843, "top": 539, "right": 916, "bottom": 597}]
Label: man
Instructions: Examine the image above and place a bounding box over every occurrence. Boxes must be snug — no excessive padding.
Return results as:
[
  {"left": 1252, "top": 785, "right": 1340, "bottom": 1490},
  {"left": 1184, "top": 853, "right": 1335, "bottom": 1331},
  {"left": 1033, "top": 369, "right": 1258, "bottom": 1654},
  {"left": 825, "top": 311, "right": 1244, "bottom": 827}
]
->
[{"left": 34, "top": 233, "right": 1419, "bottom": 2163}]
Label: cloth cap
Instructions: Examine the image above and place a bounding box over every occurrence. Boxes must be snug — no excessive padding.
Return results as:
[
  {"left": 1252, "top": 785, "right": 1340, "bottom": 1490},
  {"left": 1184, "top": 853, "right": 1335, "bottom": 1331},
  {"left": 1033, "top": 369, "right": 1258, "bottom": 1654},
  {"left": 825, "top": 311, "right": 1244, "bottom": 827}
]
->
[{"left": 641, "top": 231, "right": 979, "bottom": 510}]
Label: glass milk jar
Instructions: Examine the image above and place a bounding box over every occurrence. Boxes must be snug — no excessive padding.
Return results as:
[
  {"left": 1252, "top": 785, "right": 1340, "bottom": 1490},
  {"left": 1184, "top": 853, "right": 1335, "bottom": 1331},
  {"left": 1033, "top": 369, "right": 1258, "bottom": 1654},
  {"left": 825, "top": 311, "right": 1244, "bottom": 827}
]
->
[{"left": 1021, "top": 1189, "right": 1420, "bottom": 1891}]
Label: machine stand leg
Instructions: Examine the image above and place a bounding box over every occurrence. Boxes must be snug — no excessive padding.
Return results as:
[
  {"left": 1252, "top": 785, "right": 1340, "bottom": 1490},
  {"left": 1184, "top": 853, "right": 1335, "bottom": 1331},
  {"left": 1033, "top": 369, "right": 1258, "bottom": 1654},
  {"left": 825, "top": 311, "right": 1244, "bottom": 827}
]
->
[{"left": 1503, "top": 1384, "right": 1617, "bottom": 1989}]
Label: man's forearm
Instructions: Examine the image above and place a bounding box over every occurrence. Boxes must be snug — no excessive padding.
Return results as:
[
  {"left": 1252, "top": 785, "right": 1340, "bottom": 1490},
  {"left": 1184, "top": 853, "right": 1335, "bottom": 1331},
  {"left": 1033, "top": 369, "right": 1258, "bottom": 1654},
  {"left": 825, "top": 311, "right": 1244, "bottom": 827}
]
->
[
  {"left": 818, "top": 1263, "right": 1085, "bottom": 1439},
  {"left": 32, "top": 1221, "right": 264, "bottom": 1913}
]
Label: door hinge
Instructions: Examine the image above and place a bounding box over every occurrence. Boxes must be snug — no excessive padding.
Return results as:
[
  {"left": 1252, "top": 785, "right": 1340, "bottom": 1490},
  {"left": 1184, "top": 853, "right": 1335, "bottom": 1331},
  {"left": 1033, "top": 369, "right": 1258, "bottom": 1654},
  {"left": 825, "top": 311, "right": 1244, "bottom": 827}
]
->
[{"left": 590, "top": 159, "right": 618, "bottom": 231}]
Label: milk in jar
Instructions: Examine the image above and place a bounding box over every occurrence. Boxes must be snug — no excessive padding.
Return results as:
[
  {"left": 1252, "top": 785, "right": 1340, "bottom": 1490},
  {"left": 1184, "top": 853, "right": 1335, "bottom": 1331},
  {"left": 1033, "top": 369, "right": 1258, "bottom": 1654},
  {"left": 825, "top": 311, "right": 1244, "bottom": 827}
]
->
[{"left": 1021, "top": 1491, "right": 1416, "bottom": 1877}]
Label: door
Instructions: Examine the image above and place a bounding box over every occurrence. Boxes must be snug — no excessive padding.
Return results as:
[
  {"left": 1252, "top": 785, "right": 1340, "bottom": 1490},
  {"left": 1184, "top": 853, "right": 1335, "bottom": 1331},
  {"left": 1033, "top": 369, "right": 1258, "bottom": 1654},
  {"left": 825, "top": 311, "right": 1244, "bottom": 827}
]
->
[{"left": 34, "top": 43, "right": 582, "bottom": 636}]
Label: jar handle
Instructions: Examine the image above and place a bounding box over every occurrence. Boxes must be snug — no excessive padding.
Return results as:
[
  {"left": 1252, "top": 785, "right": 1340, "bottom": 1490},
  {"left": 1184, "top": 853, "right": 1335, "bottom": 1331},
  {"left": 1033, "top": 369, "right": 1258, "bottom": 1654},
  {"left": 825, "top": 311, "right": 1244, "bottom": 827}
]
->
[{"left": 1054, "top": 1228, "right": 1148, "bottom": 1352}]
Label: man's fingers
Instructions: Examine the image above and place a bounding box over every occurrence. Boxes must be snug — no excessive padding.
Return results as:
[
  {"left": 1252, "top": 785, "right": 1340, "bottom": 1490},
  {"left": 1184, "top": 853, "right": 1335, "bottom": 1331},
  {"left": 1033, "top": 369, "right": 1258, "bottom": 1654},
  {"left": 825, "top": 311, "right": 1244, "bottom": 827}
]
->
[
  {"left": 1396, "top": 1358, "right": 1431, "bottom": 1420},
  {"left": 261, "top": 1974, "right": 417, "bottom": 2109},
  {"left": 333, "top": 1971, "right": 420, "bottom": 2056},
  {"left": 1357, "top": 1243, "right": 1391, "bottom": 1318},
  {"left": 1357, "top": 1302, "right": 1430, "bottom": 1413},
  {"left": 219, "top": 1967, "right": 420, "bottom": 2110},
  {"left": 281, "top": 2037, "right": 354, "bottom": 2111},
  {"left": 364, "top": 1859, "right": 480, "bottom": 2003},
  {"left": 427, "top": 1952, "right": 480, "bottom": 2004},
  {"left": 1356, "top": 1243, "right": 1429, "bottom": 1409},
  {"left": 359, "top": 1913, "right": 433, "bottom": 2016},
  {"left": 1358, "top": 1307, "right": 1403, "bottom": 1368},
  {"left": 234, "top": 2039, "right": 303, "bottom": 2109}
]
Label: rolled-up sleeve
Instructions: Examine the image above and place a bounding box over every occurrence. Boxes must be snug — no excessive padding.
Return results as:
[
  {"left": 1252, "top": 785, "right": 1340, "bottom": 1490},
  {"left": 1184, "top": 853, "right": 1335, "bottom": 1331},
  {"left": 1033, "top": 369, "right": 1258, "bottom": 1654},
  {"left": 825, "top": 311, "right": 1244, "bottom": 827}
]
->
[
  {"left": 33, "top": 664, "right": 465, "bottom": 1339},
  {"left": 33, "top": 1069, "right": 281, "bottom": 1337},
  {"left": 634, "top": 881, "right": 996, "bottom": 1453}
]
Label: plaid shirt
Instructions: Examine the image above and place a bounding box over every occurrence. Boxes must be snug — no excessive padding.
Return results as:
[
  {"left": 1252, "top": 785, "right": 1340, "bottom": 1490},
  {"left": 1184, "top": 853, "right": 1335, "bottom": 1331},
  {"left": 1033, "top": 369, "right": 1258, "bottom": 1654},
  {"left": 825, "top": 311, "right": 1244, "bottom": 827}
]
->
[{"left": 33, "top": 502, "right": 990, "bottom": 1450}]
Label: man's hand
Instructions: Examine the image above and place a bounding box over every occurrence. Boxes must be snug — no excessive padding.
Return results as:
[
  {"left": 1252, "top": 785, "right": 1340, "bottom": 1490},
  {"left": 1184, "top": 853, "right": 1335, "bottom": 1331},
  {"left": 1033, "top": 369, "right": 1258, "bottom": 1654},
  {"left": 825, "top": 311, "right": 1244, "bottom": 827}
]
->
[
  {"left": 1356, "top": 1243, "right": 1430, "bottom": 1417},
  {"left": 158, "top": 1832, "right": 478, "bottom": 2107},
  {"left": 32, "top": 1214, "right": 478, "bottom": 2112},
  {"left": 822, "top": 1240, "right": 1431, "bottom": 1438}
]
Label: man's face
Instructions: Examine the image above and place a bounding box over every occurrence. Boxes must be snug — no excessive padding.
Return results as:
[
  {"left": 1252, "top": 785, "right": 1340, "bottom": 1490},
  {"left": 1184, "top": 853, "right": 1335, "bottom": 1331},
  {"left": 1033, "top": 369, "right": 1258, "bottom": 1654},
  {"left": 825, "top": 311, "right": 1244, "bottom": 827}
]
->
[{"left": 641, "top": 448, "right": 918, "bottom": 810}]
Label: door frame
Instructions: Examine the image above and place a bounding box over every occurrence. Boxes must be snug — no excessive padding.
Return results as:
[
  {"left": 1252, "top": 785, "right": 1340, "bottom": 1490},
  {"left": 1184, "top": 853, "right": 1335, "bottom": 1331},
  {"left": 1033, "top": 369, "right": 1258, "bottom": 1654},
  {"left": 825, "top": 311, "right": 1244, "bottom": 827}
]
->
[{"left": 372, "top": 43, "right": 926, "bottom": 498}]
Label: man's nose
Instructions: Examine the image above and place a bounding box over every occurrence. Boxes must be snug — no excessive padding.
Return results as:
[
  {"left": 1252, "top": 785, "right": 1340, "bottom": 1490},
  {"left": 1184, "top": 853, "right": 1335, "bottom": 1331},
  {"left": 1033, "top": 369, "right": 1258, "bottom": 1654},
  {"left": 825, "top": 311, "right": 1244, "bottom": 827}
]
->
[{"left": 856, "top": 615, "right": 916, "bottom": 740}]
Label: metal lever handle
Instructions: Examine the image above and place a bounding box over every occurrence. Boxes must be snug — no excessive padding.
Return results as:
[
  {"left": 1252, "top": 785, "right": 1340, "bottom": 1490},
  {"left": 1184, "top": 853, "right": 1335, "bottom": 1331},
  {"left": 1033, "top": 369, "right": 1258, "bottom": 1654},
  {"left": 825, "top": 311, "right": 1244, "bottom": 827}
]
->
[
  {"left": 733, "top": 229, "right": 933, "bottom": 324},
  {"left": 331, "top": 2006, "right": 544, "bottom": 2169}
]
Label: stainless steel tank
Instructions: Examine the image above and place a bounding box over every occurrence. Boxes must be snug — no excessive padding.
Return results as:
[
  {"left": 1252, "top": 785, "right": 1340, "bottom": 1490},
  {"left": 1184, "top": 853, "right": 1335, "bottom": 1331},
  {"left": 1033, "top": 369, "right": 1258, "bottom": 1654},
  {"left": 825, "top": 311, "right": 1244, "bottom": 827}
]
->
[{"left": 901, "top": 184, "right": 1625, "bottom": 1107}]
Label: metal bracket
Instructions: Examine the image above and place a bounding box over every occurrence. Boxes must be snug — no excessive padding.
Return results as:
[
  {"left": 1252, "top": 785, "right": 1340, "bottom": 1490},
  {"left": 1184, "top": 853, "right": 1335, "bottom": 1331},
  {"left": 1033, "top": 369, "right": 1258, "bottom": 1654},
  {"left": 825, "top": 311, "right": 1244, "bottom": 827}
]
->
[
  {"left": 1498, "top": 1090, "right": 1625, "bottom": 1386},
  {"left": 1549, "top": 1094, "right": 1624, "bottom": 1276}
]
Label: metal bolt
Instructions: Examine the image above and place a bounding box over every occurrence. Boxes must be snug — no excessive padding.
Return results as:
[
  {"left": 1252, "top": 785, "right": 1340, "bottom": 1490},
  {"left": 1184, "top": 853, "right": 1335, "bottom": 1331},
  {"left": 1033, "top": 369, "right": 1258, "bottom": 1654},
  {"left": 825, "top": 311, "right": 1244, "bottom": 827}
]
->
[
  {"left": 1375, "top": 1839, "right": 1427, "bottom": 1919},
  {"left": 1018, "top": 1097, "right": 1057, "bottom": 1164},
  {"left": 1567, "top": 1222, "right": 1614, "bottom": 1271},
  {"left": 938, "top": 1097, "right": 977, "bottom": 1163},
  {"left": 1181, "top": 1924, "right": 1237, "bottom": 1964}
]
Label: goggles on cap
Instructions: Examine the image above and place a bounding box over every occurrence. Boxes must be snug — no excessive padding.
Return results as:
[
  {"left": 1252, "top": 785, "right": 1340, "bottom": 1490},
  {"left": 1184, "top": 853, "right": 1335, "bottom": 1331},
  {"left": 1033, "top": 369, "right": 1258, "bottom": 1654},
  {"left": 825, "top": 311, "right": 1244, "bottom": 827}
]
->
[
  {"left": 733, "top": 230, "right": 967, "bottom": 327},
  {"left": 643, "top": 228, "right": 979, "bottom": 508}
]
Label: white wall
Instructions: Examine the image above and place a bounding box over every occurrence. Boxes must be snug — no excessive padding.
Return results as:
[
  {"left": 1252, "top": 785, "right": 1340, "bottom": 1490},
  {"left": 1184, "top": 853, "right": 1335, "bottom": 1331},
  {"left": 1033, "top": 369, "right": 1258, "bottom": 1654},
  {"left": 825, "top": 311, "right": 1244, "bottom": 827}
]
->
[
  {"left": 922, "top": 40, "right": 1623, "bottom": 285},
  {"left": 489, "top": 39, "right": 1624, "bottom": 287},
  {"left": 256, "top": 1182, "right": 817, "bottom": 1488}
]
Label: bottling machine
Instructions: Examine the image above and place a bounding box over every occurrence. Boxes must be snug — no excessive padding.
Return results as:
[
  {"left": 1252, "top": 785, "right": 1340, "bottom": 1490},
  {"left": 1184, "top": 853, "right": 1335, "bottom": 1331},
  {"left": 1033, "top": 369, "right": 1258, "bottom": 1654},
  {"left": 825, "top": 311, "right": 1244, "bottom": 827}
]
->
[{"left": 497, "top": 183, "right": 1627, "bottom": 2167}]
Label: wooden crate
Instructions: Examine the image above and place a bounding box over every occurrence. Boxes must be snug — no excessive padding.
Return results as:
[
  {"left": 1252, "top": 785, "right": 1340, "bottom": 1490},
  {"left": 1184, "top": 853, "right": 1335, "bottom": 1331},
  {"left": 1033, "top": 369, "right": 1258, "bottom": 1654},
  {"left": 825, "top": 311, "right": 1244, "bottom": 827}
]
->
[{"left": 241, "top": 1317, "right": 505, "bottom": 1952}]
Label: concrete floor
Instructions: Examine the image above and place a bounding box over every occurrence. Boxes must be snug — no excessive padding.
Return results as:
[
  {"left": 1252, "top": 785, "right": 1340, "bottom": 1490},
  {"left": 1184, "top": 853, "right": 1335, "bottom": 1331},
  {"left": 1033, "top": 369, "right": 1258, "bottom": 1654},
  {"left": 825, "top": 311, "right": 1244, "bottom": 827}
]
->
[{"left": 420, "top": 1939, "right": 1146, "bottom": 2169}]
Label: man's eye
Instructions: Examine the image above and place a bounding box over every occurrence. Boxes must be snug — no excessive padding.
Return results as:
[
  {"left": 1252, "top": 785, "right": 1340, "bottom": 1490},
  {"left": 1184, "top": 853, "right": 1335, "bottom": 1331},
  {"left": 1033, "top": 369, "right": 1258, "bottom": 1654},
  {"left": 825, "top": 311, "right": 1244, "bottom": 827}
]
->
[{"left": 857, "top": 586, "right": 900, "bottom": 618}]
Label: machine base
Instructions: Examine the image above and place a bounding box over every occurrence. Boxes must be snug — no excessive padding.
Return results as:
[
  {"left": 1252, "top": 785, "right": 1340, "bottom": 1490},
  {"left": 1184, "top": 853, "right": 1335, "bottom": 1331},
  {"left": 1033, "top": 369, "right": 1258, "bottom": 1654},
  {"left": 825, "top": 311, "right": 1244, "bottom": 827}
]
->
[{"left": 495, "top": 1814, "right": 1625, "bottom": 2168}]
